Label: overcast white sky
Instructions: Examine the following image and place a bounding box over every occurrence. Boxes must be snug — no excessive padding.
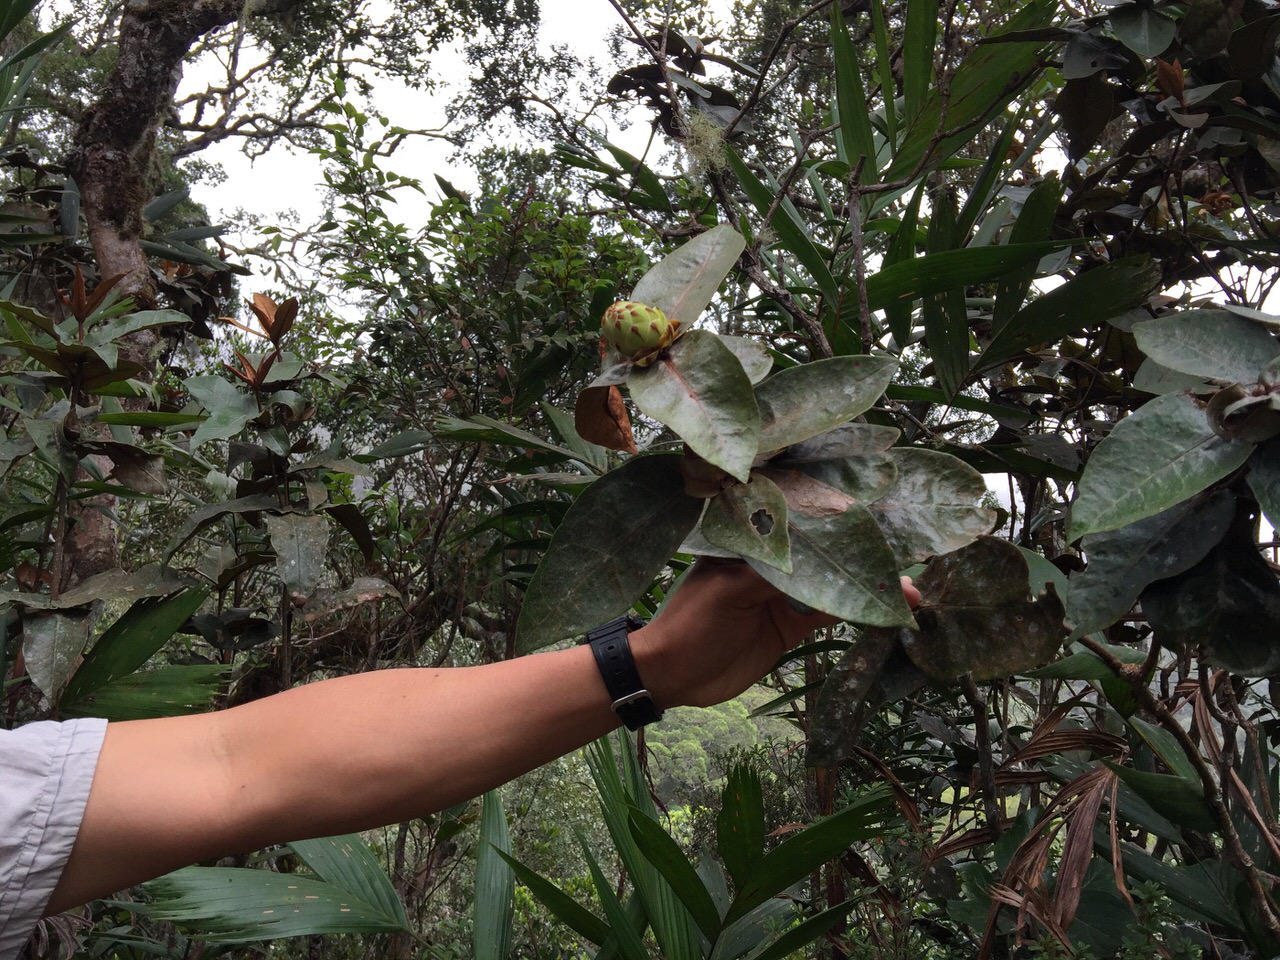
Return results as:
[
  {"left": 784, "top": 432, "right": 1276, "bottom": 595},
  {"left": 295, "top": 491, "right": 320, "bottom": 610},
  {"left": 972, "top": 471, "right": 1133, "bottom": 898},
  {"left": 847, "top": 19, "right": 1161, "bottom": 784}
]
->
[{"left": 184, "top": 1, "right": 719, "bottom": 286}]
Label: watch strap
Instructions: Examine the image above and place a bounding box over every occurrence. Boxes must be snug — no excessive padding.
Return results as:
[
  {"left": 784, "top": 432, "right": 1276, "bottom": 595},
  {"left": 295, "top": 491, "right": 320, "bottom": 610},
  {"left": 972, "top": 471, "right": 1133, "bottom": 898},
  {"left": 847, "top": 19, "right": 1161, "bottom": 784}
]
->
[{"left": 585, "top": 614, "right": 662, "bottom": 730}]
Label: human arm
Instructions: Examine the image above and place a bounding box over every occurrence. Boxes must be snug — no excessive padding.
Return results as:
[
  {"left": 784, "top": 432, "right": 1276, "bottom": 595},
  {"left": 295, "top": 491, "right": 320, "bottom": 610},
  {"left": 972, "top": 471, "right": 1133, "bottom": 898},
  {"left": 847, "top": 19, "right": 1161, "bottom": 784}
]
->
[{"left": 45, "top": 560, "right": 919, "bottom": 914}]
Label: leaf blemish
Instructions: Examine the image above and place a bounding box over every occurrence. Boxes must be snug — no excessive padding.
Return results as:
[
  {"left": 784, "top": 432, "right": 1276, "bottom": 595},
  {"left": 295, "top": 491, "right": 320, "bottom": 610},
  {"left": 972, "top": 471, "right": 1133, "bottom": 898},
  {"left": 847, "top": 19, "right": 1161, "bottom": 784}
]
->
[{"left": 750, "top": 508, "right": 774, "bottom": 536}]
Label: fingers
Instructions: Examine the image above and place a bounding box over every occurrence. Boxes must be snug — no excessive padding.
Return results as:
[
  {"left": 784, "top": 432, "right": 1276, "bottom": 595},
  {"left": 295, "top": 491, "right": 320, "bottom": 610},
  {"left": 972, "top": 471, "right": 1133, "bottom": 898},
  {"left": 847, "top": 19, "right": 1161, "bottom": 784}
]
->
[{"left": 901, "top": 575, "right": 922, "bottom": 609}]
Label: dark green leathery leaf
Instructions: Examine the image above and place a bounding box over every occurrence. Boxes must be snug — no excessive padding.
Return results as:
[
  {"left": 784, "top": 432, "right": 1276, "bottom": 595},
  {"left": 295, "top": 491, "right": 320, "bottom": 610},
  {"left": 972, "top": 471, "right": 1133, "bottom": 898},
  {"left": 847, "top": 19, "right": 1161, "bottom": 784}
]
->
[
  {"left": 517, "top": 454, "right": 704, "bottom": 650},
  {"left": 627, "top": 330, "right": 760, "bottom": 483},
  {"left": 1066, "top": 491, "right": 1235, "bottom": 637},
  {"left": 808, "top": 629, "right": 927, "bottom": 767},
  {"left": 901, "top": 536, "right": 1068, "bottom": 680},
  {"left": 1141, "top": 507, "right": 1280, "bottom": 676}
]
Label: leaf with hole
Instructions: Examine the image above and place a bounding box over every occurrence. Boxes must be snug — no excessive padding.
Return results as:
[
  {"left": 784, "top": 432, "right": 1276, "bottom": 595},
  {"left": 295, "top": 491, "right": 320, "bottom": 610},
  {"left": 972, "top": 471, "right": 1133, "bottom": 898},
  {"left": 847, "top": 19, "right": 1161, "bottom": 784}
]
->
[
  {"left": 747, "top": 474, "right": 914, "bottom": 627},
  {"left": 701, "top": 473, "right": 791, "bottom": 572}
]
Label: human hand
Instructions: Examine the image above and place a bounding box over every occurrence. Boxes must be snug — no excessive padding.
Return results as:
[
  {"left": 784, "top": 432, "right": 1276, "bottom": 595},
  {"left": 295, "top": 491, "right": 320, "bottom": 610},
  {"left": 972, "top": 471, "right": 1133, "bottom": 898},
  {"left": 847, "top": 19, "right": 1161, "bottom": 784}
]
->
[{"left": 629, "top": 559, "right": 921, "bottom": 710}]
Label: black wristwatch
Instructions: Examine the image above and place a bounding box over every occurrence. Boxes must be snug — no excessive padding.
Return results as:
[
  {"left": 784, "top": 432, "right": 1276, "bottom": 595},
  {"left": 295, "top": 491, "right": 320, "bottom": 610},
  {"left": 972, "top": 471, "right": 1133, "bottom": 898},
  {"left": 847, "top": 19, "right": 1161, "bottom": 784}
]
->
[{"left": 584, "top": 614, "right": 662, "bottom": 730}]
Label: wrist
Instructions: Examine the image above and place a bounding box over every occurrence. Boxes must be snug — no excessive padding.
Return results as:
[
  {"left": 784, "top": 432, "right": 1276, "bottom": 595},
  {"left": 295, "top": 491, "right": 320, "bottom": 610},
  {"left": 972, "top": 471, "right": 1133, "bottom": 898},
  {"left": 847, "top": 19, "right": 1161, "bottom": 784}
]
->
[{"left": 627, "top": 621, "right": 683, "bottom": 712}]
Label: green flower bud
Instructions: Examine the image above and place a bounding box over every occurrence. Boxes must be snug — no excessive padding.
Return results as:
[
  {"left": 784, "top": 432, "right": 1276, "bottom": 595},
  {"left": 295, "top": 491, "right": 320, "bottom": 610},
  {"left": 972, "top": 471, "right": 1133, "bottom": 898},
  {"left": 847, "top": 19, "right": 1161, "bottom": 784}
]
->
[{"left": 602, "top": 301, "right": 679, "bottom": 362}]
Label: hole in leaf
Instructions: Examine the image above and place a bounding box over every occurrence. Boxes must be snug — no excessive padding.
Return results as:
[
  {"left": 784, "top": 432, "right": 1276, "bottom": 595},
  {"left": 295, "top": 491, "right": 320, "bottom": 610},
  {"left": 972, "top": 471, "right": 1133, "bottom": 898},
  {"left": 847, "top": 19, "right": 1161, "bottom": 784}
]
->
[{"left": 750, "top": 508, "right": 774, "bottom": 536}]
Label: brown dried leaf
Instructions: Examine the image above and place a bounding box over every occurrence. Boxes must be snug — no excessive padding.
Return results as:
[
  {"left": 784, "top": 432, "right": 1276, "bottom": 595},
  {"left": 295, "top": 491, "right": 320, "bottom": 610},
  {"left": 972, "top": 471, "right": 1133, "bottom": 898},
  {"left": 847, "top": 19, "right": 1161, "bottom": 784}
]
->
[
  {"left": 1050, "top": 769, "right": 1110, "bottom": 931},
  {"left": 574, "top": 385, "right": 637, "bottom": 454},
  {"left": 1155, "top": 57, "right": 1185, "bottom": 102}
]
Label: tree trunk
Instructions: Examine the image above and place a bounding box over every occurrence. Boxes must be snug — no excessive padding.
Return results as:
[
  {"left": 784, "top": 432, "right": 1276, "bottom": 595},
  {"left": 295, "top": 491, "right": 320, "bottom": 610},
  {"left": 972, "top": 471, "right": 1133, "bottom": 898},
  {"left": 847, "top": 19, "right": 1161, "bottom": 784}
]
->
[
  {"left": 69, "top": 0, "right": 243, "bottom": 308},
  {"left": 62, "top": 0, "right": 244, "bottom": 581}
]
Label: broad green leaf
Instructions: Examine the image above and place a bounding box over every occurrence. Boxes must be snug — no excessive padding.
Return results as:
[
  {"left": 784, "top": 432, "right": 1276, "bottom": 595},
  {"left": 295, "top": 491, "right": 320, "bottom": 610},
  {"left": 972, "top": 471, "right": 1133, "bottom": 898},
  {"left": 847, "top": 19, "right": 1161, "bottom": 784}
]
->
[
  {"left": 0, "top": 564, "right": 185, "bottom": 610},
  {"left": 901, "top": 536, "right": 1067, "bottom": 680},
  {"left": 136, "top": 861, "right": 408, "bottom": 942},
  {"left": 166, "top": 494, "right": 280, "bottom": 558},
  {"left": 626, "top": 809, "right": 721, "bottom": 940},
  {"left": 1248, "top": 438, "right": 1280, "bottom": 530},
  {"left": 1132, "top": 357, "right": 1214, "bottom": 395},
  {"left": 628, "top": 331, "right": 760, "bottom": 482},
  {"left": 717, "top": 765, "right": 765, "bottom": 890},
  {"left": 475, "top": 791, "right": 514, "bottom": 960},
  {"left": 808, "top": 627, "right": 921, "bottom": 767},
  {"left": 1102, "top": 763, "right": 1217, "bottom": 833},
  {"left": 185, "top": 375, "right": 258, "bottom": 448},
  {"left": 1133, "top": 309, "right": 1280, "bottom": 383},
  {"left": 701, "top": 473, "right": 791, "bottom": 572},
  {"left": 602, "top": 142, "right": 673, "bottom": 212},
  {"left": 1069, "top": 392, "right": 1254, "bottom": 540},
  {"left": 86, "top": 309, "right": 188, "bottom": 346},
  {"left": 1110, "top": 5, "right": 1176, "bottom": 58},
  {"left": 1140, "top": 516, "right": 1280, "bottom": 676},
  {"left": 1027, "top": 643, "right": 1145, "bottom": 680},
  {"left": 831, "top": 5, "right": 878, "bottom": 180},
  {"left": 869, "top": 0, "right": 897, "bottom": 143},
  {"left": 808, "top": 457, "right": 901, "bottom": 511},
  {"left": 724, "top": 787, "right": 894, "bottom": 924},
  {"left": 755, "top": 355, "right": 897, "bottom": 453},
  {"left": 882, "top": 185, "right": 924, "bottom": 345},
  {"left": 779, "top": 422, "right": 900, "bottom": 462},
  {"left": 747, "top": 481, "right": 915, "bottom": 627},
  {"left": 288, "top": 835, "right": 408, "bottom": 929},
  {"left": 978, "top": 257, "right": 1161, "bottom": 369},
  {"left": 60, "top": 587, "right": 209, "bottom": 708},
  {"left": 517, "top": 455, "right": 703, "bottom": 650},
  {"left": 60, "top": 664, "right": 227, "bottom": 720},
  {"left": 496, "top": 850, "right": 611, "bottom": 945},
  {"left": 0, "top": 297, "right": 55, "bottom": 336},
  {"left": 1113, "top": 843, "right": 1244, "bottom": 929},
  {"left": 869, "top": 449, "right": 995, "bottom": 565},
  {"left": 956, "top": 112, "right": 1022, "bottom": 239},
  {"left": 718, "top": 335, "right": 772, "bottom": 384},
  {"left": 265, "top": 513, "right": 329, "bottom": 602},
  {"left": 724, "top": 148, "right": 839, "bottom": 304},
  {"left": 96, "top": 410, "right": 206, "bottom": 428},
  {"left": 630, "top": 224, "right": 745, "bottom": 323},
  {"left": 901, "top": 0, "right": 936, "bottom": 124},
  {"left": 22, "top": 609, "right": 91, "bottom": 700},
  {"left": 865, "top": 242, "right": 1064, "bottom": 313},
  {"left": 886, "top": 383, "right": 1034, "bottom": 425},
  {"left": 1066, "top": 492, "right": 1233, "bottom": 637}
]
